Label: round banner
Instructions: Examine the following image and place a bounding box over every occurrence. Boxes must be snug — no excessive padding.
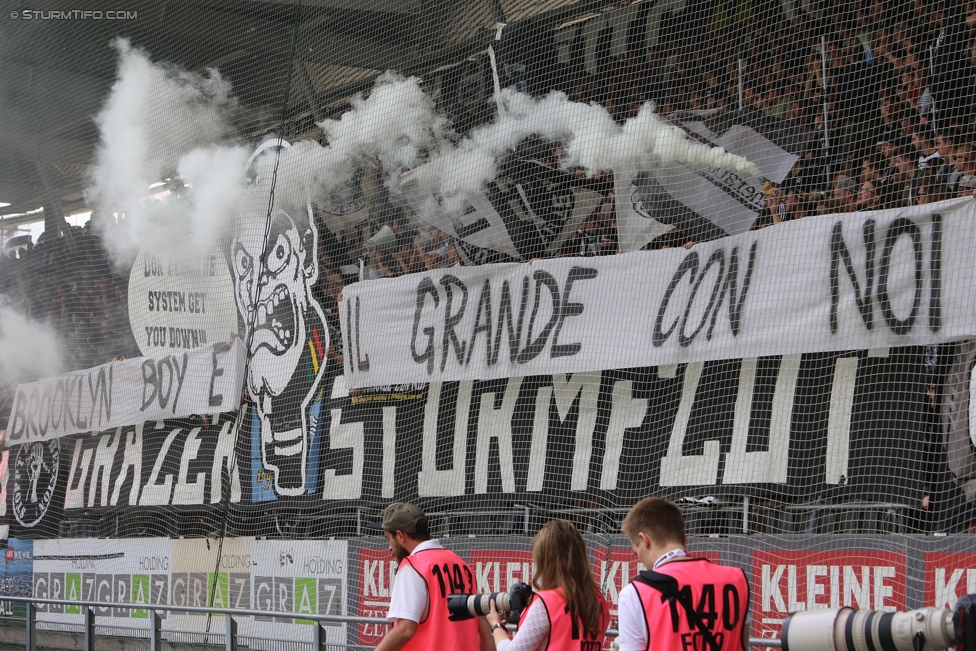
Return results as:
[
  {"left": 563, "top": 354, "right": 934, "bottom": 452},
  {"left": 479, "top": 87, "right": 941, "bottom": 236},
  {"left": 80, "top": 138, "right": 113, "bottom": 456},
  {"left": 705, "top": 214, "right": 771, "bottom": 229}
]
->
[{"left": 128, "top": 248, "right": 239, "bottom": 356}]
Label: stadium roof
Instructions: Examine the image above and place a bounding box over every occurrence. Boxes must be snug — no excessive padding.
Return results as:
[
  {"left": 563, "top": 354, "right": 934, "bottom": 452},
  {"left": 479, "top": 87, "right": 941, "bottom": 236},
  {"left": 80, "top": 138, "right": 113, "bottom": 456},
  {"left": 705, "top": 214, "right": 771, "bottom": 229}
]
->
[{"left": 0, "top": 0, "right": 629, "bottom": 221}]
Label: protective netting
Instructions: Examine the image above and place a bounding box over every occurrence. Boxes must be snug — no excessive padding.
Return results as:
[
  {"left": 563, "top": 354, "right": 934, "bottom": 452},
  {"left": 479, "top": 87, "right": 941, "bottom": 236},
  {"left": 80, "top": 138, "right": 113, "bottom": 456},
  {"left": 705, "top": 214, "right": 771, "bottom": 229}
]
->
[{"left": 0, "top": 0, "right": 975, "bottom": 648}]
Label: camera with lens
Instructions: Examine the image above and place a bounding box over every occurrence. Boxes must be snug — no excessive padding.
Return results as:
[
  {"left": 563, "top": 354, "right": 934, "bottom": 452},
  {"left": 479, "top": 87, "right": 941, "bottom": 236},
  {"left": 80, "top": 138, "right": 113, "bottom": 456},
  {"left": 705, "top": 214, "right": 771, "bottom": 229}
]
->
[
  {"left": 446, "top": 582, "right": 535, "bottom": 623},
  {"left": 780, "top": 593, "right": 976, "bottom": 651}
]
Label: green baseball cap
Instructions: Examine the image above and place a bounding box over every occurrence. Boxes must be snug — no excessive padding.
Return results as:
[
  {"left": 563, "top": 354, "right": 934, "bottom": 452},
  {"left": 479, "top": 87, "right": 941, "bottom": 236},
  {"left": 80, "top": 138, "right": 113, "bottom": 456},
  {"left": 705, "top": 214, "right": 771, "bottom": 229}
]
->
[{"left": 370, "top": 502, "right": 428, "bottom": 534}]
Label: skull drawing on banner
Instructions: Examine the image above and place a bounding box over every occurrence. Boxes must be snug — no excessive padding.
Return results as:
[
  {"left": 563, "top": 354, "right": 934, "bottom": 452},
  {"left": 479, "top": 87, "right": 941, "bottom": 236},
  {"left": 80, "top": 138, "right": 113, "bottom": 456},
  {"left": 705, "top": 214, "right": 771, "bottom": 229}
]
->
[{"left": 234, "top": 140, "right": 329, "bottom": 497}]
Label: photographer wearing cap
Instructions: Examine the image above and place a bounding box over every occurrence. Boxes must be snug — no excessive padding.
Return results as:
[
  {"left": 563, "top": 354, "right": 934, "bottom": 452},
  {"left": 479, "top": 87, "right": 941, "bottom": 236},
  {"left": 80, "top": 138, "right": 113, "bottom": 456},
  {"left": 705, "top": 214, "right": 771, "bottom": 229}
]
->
[
  {"left": 617, "top": 497, "right": 750, "bottom": 651},
  {"left": 485, "top": 520, "right": 609, "bottom": 651},
  {"left": 372, "top": 502, "right": 493, "bottom": 651}
]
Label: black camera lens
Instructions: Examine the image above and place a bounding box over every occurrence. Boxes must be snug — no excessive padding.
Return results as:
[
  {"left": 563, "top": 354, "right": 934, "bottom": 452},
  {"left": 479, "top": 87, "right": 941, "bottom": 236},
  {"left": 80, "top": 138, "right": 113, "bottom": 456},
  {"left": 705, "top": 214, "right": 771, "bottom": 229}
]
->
[{"left": 446, "top": 595, "right": 476, "bottom": 621}]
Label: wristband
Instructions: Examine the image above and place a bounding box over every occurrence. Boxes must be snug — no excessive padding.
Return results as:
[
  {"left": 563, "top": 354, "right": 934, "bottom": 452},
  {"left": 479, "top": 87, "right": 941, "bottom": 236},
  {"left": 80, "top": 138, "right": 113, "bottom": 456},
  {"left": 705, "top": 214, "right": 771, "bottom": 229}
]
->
[{"left": 491, "top": 623, "right": 505, "bottom": 633}]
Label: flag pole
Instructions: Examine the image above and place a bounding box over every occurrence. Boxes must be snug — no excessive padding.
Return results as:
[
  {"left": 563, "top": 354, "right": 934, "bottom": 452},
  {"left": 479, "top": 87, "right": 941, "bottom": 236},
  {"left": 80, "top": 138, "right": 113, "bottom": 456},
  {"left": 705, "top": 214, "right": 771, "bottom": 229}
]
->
[
  {"left": 820, "top": 36, "right": 832, "bottom": 185},
  {"left": 738, "top": 58, "right": 744, "bottom": 111}
]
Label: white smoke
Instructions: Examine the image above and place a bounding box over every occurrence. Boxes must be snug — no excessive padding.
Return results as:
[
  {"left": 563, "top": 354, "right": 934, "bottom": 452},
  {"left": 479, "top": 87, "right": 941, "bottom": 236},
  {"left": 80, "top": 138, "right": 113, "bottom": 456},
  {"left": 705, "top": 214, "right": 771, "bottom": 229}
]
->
[
  {"left": 177, "top": 146, "right": 252, "bottom": 247},
  {"left": 271, "top": 75, "right": 758, "bottom": 235},
  {"left": 87, "top": 39, "right": 244, "bottom": 263},
  {"left": 88, "top": 45, "right": 760, "bottom": 258},
  {"left": 0, "top": 300, "right": 62, "bottom": 386},
  {"left": 412, "top": 89, "right": 760, "bottom": 213},
  {"left": 274, "top": 72, "right": 449, "bottom": 207}
]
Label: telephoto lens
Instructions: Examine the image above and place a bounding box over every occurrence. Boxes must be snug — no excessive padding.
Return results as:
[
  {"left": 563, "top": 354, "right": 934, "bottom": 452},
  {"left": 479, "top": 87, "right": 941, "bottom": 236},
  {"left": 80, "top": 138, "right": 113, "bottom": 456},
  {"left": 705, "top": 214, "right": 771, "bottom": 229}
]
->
[
  {"left": 781, "top": 606, "right": 956, "bottom": 651},
  {"left": 446, "top": 592, "right": 506, "bottom": 620},
  {"left": 445, "top": 583, "right": 535, "bottom": 622}
]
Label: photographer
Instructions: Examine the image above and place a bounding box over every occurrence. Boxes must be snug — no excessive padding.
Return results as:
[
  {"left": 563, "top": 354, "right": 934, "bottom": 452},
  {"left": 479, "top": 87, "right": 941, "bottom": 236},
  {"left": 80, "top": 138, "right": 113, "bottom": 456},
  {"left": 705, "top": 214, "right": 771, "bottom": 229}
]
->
[
  {"left": 372, "top": 503, "right": 493, "bottom": 651},
  {"left": 617, "top": 498, "right": 750, "bottom": 651},
  {"left": 485, "top": 520, "right": 609, "bottom": 650}
]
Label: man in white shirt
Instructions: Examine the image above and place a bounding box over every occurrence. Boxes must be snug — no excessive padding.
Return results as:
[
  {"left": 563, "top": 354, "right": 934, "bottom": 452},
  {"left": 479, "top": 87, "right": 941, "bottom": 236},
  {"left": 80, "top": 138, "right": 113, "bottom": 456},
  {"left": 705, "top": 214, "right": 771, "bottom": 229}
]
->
[{"left": 371, "top": 502, "right": 493, "bottom": 651}]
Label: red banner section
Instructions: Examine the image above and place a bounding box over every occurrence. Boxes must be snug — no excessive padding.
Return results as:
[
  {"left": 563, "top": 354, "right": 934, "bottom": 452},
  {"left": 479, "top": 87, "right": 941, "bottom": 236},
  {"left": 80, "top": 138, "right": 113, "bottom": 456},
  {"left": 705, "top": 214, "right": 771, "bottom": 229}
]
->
[
  {"left": 352, "top": 544, "right": 943, "bottom": 649},
  {"left": 925, "top": 553, "right": 976, "bottom": 610},
  {"left": 751, "top": 551, "right": 906, "bottom": 647},
  {"left": 470, "top": 550, "right": 534, "bottom": 594},
  {"left": 356, "top": 548, "right": 398, "bottom": 646}
]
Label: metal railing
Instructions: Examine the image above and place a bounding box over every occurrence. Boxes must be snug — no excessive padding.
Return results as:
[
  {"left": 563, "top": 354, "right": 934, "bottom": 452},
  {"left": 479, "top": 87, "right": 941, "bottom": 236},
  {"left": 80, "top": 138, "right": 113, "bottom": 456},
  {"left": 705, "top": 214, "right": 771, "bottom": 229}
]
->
[
  {"left": 354, "top": 500, "right": 915, "bottom": 537},
  {"left": 1, "top": 595, "right": 376, "bottom": 651},
  {"left": 0, "top": 595, "right": 782, "bottom": 650}
]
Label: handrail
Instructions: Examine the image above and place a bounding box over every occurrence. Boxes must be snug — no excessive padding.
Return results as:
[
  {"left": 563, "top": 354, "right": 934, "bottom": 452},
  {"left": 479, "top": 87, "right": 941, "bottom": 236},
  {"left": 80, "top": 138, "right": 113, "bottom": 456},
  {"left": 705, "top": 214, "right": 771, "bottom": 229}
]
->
[
  {"left": 411, "top": 501, "right": 908, "bottom": 537},
  {"left": 783, "top": 503, "right": 908, "bottom": 511},
  {"left": 0, "top": 595, "right": 386, "bottom": 624},
  {"left": 0, "top": 595, "right": 783, "bottom": 647},
  {"left": 405, "top": 502, "right": 910, "bottom": 519}
]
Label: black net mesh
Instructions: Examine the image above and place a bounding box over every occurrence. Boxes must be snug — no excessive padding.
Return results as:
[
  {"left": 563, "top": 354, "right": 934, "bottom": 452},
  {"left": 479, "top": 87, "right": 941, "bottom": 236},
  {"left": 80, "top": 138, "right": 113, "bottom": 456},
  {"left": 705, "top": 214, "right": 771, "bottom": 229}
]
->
[{"left": 0, "top": 0, "right": 975, "bottom": 648}]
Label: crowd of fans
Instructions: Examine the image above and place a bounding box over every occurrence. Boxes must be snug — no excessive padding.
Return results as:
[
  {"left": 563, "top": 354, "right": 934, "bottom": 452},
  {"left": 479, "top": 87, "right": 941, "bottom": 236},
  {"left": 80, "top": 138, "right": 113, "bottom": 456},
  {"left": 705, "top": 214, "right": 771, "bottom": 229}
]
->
[
  {"left": 320, "top": 0, "right": 976, "bottom": 282},
  {"left": 0, "top": 224, "right": 138, "bottom": 375}
]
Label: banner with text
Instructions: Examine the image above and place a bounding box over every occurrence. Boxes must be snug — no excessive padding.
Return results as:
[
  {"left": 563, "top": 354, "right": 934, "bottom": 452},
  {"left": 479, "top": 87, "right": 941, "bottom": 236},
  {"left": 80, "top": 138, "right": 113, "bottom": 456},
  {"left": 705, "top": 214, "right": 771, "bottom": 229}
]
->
[
  {"left": 303, "top": 346, "right": 947, "bottom": 507},
  {"left": 0, "top": 538, "right": 33, "bottom": 618},
  {"left": 925, "top": 553, "right": 976, "bottom": 610},
  {"left": 8, "top": 535, "right": 976, "bottom": 647},
  {"left": 752, "top": 550, "right": 907, "bottom": 646},
  {"left": 6, "top": 413, "right": 247, "bottom": 535},
  {"left": 244, "top": 539, "right": 348, "bottom": 649},
  {"left": 24, "top": 538, "right": 348, "bottom": 648},
  {"left": 5, "top": 339, "right": 246, "bottom": 444},
  {"left": 341, "top": 199, "right": 975, "bottom": 388},
  {"left": 348, "top": 535, "right": 976, "bottom": 651},
  {"left": 33, "top": 538, "right": 173, "bottom": 626},
  {"left": 5, "top": 347, "right": 953, "bottom": 527}
]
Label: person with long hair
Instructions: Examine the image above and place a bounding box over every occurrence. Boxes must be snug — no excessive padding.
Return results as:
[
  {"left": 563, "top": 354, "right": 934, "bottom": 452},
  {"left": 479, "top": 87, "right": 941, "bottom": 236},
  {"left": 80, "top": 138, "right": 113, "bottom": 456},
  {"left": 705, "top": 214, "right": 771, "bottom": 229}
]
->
[{"left": 485, "top": 519, "right": 610, "bottom": 650}]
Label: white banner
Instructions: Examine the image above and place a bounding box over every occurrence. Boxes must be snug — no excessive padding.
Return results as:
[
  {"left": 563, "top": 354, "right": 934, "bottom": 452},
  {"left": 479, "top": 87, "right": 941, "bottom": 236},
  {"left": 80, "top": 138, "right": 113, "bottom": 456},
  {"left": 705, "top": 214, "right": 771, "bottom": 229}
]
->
[
  {"left": 244, "top": 539, "right": 348, "bottom": 649},
  {"left": 342, "top": 199, "right": 976, "bottom": 388},
  {"left": 22, "top": 537, "right": 349, "bottom": 647},
  {"left": 169, "top": 537, "right": 253, "bottom": 634},
  {"left": 4, "top": 338, "right": 246, "bottom": 445},
  {"left": 127, "top": 248, "right": 240, "bottom": 357},
  {"left": 33, "top": 538, "right": 173, "bottom": 626}
]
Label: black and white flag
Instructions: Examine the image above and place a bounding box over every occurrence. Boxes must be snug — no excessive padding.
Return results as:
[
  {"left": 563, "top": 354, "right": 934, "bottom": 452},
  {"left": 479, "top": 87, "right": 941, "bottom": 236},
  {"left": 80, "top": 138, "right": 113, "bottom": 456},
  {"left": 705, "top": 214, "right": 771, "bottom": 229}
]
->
[
  {"left": 400, "top": 169, "right": 523, "bottom": 261},
  {"left": 401, "top": 161, "right": 603, "bottom": 264},
  {"left": 624, "top": 113, "right": 812, "bottom": 236},
  {"left": 613, "top": 168, "right": 676, "bottom": 252}
]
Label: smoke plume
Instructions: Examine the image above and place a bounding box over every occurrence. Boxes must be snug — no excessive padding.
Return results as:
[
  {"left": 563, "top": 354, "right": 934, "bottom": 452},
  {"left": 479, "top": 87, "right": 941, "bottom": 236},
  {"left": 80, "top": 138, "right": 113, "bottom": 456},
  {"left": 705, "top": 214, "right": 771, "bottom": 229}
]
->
[
  {"left": 87, "top": 39, "right": 244, "bottom": 263},
  {"left": 88, "top": 44, "right": 759, "bottom": 258},
  {"left": 0, "top": 300, "right": 62, "bottom": 385},
  {"left": 411, "top": 89, "right": 760, "bottom": 214},
  {"left": 273, "top": 72, "right": 449, "bottom": 206},
  {"left": 271, "top": 76, "right": 758, "bottom": 233}
]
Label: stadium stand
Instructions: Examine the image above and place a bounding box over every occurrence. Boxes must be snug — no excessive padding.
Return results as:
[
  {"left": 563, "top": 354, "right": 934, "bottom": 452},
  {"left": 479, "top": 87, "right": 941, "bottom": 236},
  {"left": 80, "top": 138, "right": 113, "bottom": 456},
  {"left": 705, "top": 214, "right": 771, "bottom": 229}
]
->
[{"left": 1, "top": 0, "right": 976, "bottom": 647}]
